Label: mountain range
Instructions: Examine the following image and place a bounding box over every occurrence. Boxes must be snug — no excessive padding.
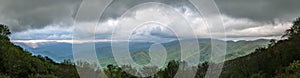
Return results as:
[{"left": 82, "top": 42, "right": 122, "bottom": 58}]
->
[{"left": 13, "top": 39, "right": 270, "bottom": 66}]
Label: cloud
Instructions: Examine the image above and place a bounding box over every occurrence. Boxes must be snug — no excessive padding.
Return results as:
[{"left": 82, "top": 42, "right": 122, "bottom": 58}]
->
[
  {"left": 3, "top": 0, "right": 297, "bottom": 41},
  {"left": 0, "top": 0, "right": 195, "bottom": 32},
  {"left": 70, "top": 1, "right": 294, "bottom": 41},
  {"left": 99, "top": 3, "right": 203, "bottom": 42},
  {"left": 111, "top": 4, "right": 292, "bottom": 40},
  {"left": 226, "top": 22, "right": 292, "bottom": 38},
  {"left": 215, "top": 0, "right": 300, "bottom": 22},
  {"left": 0, "top": 0, "right": 81, "bottom": 32},
  {"left": 100, "top": 0, "right": 196, "bottom": 20},
  {"left": 10, "top": 25, "right": 73, "bottom": 40},
  {"left": 11, "top": 39, "right": 124, "bottom": 44}
]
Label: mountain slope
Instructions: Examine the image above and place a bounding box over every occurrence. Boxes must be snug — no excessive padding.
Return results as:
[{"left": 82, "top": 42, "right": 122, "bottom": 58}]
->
[
  {"left": 0, "top": 24, "right": 79, "bottom": 78},
  {"left": 219, "top": 18, "right": 300, "bottom": 78},
  {"left": 123, "top": 39, "right": 270, "bottom": 65},
  {"left": 13, "top": 39, "right": 270, "bottom": 66}
]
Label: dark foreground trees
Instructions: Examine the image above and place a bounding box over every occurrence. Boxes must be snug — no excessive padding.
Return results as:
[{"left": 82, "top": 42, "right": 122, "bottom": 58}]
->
[
  {"left": 220, "top": 17, "right": 300, "bottom": 78},
  {"left": 0, "top": 25, "right": 79, "bottom": 78},
  {"left": 0, "top": 24, "right": 11, "bottom": 41},
  {"left": 283, "top": 17, "right": 300, "bottom": 40}
]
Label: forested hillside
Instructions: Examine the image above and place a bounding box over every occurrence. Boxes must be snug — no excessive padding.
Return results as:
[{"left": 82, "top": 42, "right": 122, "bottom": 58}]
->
[
  {"left": 0, "top": 24, "right": 79, "bottom": 78},
  {"left": 220, "top": 17, "right": 300, "bottom": 78}
]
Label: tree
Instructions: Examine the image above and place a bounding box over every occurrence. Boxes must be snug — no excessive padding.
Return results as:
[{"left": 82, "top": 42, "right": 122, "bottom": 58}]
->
[
  {"left": 268, "top": 39, "right": 276, "bottom": 47},
  {"left": 0, "top": 24, "right": 81, "bottom": 78},
  {"left": 0, "top": 24, "right": 11, "bottom": 40},
  {"left": 283, "top": 17, "right": 300, "bottom": 40}
]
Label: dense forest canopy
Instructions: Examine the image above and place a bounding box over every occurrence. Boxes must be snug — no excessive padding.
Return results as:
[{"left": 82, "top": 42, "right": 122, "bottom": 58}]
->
[
  {"left": 0, "top": 24, "right": 79, "bottom": 78},
  {"left": 0, "top": 24, "right": 11, "bottom": 41}
]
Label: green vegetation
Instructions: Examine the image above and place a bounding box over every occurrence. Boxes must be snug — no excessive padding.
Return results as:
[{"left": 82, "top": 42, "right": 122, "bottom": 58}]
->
[
  {"left": 99, "top": 17, "right": 300, "bottom": 78},
  {"left": 0, "top": 17, "right": 300, "bottom": 78},
  {"left": 98, "top": 39, "right": 270, "bottom": 66},
  {"left": 220, "top": 17, "right": 300, "bottom": 78},
  {"left": 0, "top": 24, "right": 79, "bottom": 78}
]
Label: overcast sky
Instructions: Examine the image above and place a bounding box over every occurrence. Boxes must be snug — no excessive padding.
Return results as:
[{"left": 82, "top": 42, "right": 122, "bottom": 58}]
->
[{"left": 1, "top": 0, "right": 299, "bottom": 42}]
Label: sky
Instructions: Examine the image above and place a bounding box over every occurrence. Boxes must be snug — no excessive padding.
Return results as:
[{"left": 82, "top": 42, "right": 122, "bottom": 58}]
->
[{"left": 1, "top": 0, "right": 299, "bottom": 42}]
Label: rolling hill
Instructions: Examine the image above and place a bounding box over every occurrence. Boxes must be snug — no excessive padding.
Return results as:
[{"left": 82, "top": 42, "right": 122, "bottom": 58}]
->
[{"left": 13, "top": 39, "right": 270, "bottom": 66}]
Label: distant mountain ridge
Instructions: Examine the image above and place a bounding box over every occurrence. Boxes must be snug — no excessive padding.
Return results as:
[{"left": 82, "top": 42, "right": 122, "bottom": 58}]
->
[{"left": 13, "top": 39, "right": 270, "bottom": 66}]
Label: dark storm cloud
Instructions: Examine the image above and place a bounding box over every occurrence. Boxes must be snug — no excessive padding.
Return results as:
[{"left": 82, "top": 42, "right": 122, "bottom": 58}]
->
[
  {"left": 0, "top": 0, "right": 194, "bottom": 32},
  {"left": 100, "top": 0, "right": 194, "bottom": 21},
  {"left": 1, "top": 0, "right": 298, "bottom": 40},
  {"left": 0, "top": 0, "right": 81, "bottom": 32},
  {"left": 215, "top": 0, "right": 300, "bottom": 22}
]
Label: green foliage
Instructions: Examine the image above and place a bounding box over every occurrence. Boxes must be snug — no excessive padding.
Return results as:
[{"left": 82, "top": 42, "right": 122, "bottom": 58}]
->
[
  {"left": 103, "top": 64, "right": 138, "bottom": 78},
  {"left": 0, "top": 73, "right": 10, "bottom": 78},
  {"left": 0, "top": 24, "right": 79, "bottom": 78},
  {"left": 0, "top": 24, "right": 11, "bottom": 41},
  {"left": 273, "top": 60, "right": 300, "bottom": 78},
  {"left": 221, "top": 36, "right": 300, "bottom": 78},
  {"left": 220, "top": 17, "right": 300, "bottom": 78},
  {"left": 0, "top": 40, "right": 80, "bottom": 78},
  {"left": 0, "top": 24, "right": 11, "bottom": 36},
  {"left": 98, "top": 39, "right": 269, "bottom": 66},
  {"left": 286, "top": 60, "right": 300, "bottom": 73},
  {"left": 283, "top": 17, "right": 300, "bottom": 40},
  {"left": 250, "top": 71, "right": 266, "bottom": 78},
  {"left": 157, "top": 60, "right": 179, "bottom": 78}
]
